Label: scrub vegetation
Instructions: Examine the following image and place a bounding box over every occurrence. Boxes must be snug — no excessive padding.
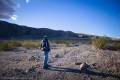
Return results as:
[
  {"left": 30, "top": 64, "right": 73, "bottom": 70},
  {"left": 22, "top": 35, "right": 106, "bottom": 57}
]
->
[
  {"left": 92, "top": 37, "right": 120, "bottom": 51},
  {"left": 0, "top": 38, "right": 120, "bottom": 80}
]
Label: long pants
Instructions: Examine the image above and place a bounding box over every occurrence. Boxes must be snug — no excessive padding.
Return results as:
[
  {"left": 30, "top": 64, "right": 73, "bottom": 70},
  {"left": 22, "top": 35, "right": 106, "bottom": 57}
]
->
[{"left": 43, "top": 51, "right": 49, "bottom": 67}]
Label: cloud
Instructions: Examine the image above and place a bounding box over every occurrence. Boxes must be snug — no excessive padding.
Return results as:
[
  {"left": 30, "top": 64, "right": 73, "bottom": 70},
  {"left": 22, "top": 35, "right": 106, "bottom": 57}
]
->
[
  {"left": 11, "top": 15, "right": 18, "bottom": 21},
  {"left": 0, "top": 0, "right": 31, "bottom": 20},
  {"left": 0, "top": 0, "right": 16, "bottom": 19},
  {"left": 26, "top": 0, "right": 30, "bottom": 3}
]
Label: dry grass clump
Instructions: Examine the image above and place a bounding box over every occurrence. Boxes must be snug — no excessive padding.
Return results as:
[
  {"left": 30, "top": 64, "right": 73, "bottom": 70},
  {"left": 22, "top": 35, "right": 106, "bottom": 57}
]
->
[
  {"left": 21, "top": 40, "right": 40, "bottom": 49},
  {"left": 0, "top": 40, "right": 40, "bottom": 51},
  {"left": 92, "top": 37, "right": 120, "bottom": 51},
  {"left": 92, "top": 37, "right": 108, "bottom": 49},
  {"left": 0, "top": 40, "right": 22, "bottom": 51},
  {"left": 52, "top": 40, "right": 72, "bottom": 46},
  {"left": 50, "top": 40, "right": 76, "bottom": 48}
]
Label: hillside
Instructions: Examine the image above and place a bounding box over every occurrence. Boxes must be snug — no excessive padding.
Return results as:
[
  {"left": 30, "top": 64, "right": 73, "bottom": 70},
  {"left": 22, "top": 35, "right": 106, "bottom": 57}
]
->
[{"left": 0, "top": 20, "right": 80, "bottom": 39}]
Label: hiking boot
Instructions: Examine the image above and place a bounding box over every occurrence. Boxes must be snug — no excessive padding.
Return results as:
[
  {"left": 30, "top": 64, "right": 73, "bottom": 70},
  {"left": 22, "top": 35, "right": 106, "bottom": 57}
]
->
[
  {"left": 43, "top": 65, "right": 48, "bottom": 69},
  {"left": 47, "top": 64, "right": 51, "bottom": 67},
  {"left": 43, "top": 64, "right": 51, "bottom": 69}
]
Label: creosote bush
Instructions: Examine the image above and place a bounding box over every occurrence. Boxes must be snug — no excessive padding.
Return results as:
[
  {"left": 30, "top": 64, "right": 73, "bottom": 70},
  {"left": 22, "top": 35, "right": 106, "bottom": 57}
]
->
[{"left": 92, "top": 37, "right": 108, "bottom": 49}]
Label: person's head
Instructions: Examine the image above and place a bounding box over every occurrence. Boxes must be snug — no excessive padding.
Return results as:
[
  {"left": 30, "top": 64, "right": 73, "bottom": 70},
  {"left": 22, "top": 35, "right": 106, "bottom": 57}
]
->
[{"left": 43, "top": 35, "right": 48, "bottom": 40}]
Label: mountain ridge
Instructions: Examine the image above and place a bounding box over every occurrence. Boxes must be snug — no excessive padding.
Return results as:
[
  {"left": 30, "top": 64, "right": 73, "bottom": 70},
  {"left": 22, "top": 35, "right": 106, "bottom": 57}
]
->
[{"left": 0, "top": 20, "right": 81, "bottom": 39}]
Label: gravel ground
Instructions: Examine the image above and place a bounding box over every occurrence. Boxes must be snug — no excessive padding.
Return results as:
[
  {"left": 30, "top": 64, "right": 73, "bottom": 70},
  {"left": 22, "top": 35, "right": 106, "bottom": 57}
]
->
[{"left": 0, "top": 44, "right": 120, "bottom": 80}]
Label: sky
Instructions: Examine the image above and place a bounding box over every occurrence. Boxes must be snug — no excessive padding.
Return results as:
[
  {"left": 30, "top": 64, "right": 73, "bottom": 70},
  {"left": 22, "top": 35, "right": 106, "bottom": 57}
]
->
[{"left": 0, "top": 0, "right": 120, "bottom": 37}]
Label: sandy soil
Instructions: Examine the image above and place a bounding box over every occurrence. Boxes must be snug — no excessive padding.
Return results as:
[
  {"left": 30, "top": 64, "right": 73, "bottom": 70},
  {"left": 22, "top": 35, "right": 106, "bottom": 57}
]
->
[{"left": 0, "top": 44, "right": 120, "bottom": 80}]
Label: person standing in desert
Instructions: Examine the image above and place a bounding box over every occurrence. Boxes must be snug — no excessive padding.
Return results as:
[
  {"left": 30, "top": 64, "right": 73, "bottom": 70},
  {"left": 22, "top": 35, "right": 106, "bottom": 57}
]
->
[{"left": 40, "top": 35, "right": 50, "bottom": 69}]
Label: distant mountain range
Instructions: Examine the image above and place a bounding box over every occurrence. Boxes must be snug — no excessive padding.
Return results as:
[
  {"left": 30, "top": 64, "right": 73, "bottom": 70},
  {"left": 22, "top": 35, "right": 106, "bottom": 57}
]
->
[{"left": 0, "top": 20, "right": 92, "bottom": 40}]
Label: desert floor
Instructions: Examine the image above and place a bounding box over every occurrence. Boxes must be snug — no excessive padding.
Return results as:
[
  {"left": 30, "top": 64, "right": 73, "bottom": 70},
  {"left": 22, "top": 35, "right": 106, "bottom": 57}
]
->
[{"left": 0, "top": 44, "right": 120, "bottom": 80}]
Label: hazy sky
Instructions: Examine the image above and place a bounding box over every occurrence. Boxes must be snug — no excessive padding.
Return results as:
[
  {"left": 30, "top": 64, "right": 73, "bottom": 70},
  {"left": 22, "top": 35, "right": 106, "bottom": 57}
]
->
[{"left": 3, "top": 0, "right": 120, "bottom": 37}]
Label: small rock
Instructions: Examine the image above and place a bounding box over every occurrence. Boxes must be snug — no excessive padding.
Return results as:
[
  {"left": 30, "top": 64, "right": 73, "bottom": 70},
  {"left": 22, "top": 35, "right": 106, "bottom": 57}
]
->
[
  {"left": 28, "top": 67, "right": 36, "bottom": 73},
  {"left": 92, "top": 63, "right": 97, "bottom": 66},
  {"left": 92, "top": 63, "right": 98, "bottom": 69},
  {"left": 29, "top": 56, "right": 36, "bottom": 61},
  {"left": 55, "top": 54, "right": 60, "bottom": 58},
  {"left": 80, "top": 63, "right": 88, "bottom": 71},
  {"left": 24, "top": 50, "right": 27, "bottom": 53},
  {"left": 34, "top": 64, "right": 40, "bottom": 68},
  {"left": 25, "top": 69, "right": 29, "bottom": 73},
  {"left": 75, "top": 62, "right": 82, "bottom": 65},
  {"left": 14, "top": 68, "right": 26, "bottom": 75},
  {"left": 55, "top": 54, "right": 62, "bottom": 58}
]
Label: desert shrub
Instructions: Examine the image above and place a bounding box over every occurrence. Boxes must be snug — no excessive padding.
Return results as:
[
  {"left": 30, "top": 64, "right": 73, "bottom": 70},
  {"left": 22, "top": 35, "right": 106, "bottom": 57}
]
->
[
  {"left": 105, "top": 40, "right": 120, "bottom": 51},
  {"left": 54, "top": 40, "right": 73, "bottom": 47},
  {"left": 114, "top": 43, "right": 120, "bottom": 51},
  {"left": 21, "top": 40, "right": 40, "bottom": 49},
  {"left": 0, "top": 40, "right": 22, "bottom": 51},
  {"left": 54, "top": 40, "right": 70, "bottom": 44},
  {"left": 92, "top": 37, "right": 108, "bottom": 49},
  {"left": 0, "top": 41, "right": 10, "bottom": 51},
  {"left": 0, "top": 40, "right": 40, "bottom": 51},
  {"left": 10, "top": 40, "right": 22, "bottom": 47}
]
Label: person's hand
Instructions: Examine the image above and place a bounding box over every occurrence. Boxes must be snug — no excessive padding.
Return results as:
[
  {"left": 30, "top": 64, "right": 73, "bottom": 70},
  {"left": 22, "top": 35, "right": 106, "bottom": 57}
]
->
[
  {"left": 39, "top": 47, "right": 43, "bottom": 51},
  {"left": 49, "top": 49, "right": 51, "bottom": 52},
  {"left": 39, "top": 47, "right": 41, "bottom": 50}
]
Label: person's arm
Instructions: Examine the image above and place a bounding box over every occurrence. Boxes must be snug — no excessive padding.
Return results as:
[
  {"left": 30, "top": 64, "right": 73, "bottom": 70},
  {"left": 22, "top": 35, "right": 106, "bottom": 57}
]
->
[{"left": 48, "top": 41, "right": 50, "bottom": 51}]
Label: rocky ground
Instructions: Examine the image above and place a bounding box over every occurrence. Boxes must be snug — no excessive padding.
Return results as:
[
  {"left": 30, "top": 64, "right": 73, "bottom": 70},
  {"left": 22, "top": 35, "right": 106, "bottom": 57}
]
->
[{"left": 0, "top": 44, "right": 120, "bottom": 80}]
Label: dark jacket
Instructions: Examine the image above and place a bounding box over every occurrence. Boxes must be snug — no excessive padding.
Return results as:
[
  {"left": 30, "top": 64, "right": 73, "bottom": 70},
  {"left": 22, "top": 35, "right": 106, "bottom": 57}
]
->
[{"left": 40, "top": 39, "right": 50, "bottom": 51}]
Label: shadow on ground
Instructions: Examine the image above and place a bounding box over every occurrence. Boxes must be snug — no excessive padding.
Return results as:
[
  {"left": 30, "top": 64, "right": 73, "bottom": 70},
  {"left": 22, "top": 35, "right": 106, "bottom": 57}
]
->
[{"left": 47, "top": 66, "right": 120, "bottom": 79}]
